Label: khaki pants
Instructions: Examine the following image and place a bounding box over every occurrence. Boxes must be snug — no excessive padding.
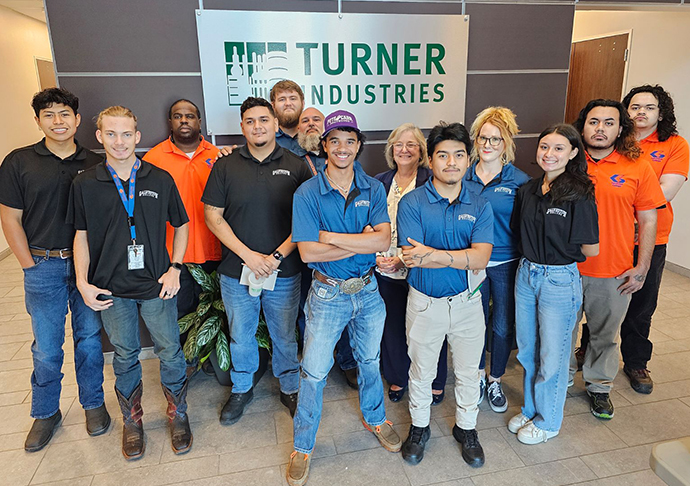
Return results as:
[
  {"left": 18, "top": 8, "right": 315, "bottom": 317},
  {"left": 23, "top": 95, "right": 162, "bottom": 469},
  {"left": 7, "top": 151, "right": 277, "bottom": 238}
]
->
[
  {"left": 570, "top": 276, "right": 631, "bottom": 393},
  {"left": 406, "top": 286, "right": 485, "bottom": 429}
]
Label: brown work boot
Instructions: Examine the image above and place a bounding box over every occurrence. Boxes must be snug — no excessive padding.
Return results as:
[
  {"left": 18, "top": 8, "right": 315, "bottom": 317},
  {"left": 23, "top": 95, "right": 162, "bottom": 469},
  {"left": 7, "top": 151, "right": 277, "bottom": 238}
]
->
[
  {"left": 162, "top": 381, "right": 193, "bottom": 454},
  {"left": 362, "top": 419, "right": 402, "bottom": 452},
  {"left": 115, "top": 382, "right": 145, "bottom": 460},
  {"left": 286, "top": 450, "right": 311, "bottom": 486},
  {"left": 624, "top": 366, "right": 653, "bottom": 394}
]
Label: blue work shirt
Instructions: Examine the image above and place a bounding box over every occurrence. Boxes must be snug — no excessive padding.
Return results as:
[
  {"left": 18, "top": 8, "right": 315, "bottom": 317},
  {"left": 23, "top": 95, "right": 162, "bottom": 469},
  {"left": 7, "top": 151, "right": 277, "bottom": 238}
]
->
[
  {"left": 397, "top": 178, "right": 494, "bottom": 298},
  {"left": 276, "top": 128, "right": 302, "bottom": 155},
  {"left": 292, "top": 162, "right": 390, "bottom": 280},
  {"left": 291, "top": 145, "right": 326, "bottom": 176},
  {"left": 464, "top": 162, "right": 529, "bottom": 261}
]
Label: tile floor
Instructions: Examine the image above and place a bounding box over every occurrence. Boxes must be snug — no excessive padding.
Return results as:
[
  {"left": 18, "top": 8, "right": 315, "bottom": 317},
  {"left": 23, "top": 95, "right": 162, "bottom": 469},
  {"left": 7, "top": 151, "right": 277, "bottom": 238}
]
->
[{"left": 1, "top": 253, "right": 689, "bottom": 486}]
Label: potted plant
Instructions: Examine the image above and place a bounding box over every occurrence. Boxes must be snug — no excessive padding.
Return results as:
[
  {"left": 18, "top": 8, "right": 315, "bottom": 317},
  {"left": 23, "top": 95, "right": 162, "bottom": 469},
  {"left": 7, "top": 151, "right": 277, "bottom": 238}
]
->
[{"left": 178, "top": 264, "right": 271, "bottom": 386}]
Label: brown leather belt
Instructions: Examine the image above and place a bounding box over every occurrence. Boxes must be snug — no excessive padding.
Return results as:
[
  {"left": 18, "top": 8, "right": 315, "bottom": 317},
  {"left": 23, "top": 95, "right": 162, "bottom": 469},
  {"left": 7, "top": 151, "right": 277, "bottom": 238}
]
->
[
  {"left": 313, "top": 268, "right": 375, "bottom": 295},
  {"left": 30, "top": 248, "right": 73, "bottom": 259}
]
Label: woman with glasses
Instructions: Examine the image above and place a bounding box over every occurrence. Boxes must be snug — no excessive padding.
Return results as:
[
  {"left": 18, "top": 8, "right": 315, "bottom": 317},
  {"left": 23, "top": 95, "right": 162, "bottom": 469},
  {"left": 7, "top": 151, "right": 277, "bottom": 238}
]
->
[
  {"left": 374, "top": 123, "right": 448, "bottom": 403},
  {"left": 465, "top": 107, "right": 530, "bottom": 413},
  {"left": 509, "top": 124, "right": 598, "bottom": 443}
]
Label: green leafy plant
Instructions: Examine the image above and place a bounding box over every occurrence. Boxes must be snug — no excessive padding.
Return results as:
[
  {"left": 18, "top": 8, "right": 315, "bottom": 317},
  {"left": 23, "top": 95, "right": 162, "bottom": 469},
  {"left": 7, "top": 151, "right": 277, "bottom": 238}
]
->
[{"left": 178, "top": 264, "right": 271, "bottom": 371}]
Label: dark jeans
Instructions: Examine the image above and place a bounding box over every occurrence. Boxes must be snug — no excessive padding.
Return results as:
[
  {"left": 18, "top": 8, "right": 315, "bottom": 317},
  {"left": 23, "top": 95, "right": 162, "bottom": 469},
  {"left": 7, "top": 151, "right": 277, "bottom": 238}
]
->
[
  {"left": 377, "top": 273, "right": 448, "bottom": 390},
  {"left": 479, "top": 260, "right": 519, "bottom": 379},
  {"left": 298, "top": 266, "right": 356, "bottom": 370},
  {"left": 620, "top": 244, "right": 667, "bottom": 369},
  {"left": 177, "top": 260, "right": 221, "bottom": 320}
]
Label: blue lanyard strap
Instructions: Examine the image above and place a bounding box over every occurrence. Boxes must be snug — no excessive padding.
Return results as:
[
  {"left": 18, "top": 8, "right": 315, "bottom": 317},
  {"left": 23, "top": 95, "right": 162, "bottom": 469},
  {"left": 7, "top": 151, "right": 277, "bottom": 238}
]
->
[{"left": 105, "top": 159, "right": 141, "bottom": 242}]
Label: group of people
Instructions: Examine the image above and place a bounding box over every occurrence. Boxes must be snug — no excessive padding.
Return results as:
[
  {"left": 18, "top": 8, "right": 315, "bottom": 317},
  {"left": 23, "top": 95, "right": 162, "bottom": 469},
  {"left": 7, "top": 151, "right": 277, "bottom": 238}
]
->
[{"left": 0, "top": 78, "right": 686, "bottom": 486}]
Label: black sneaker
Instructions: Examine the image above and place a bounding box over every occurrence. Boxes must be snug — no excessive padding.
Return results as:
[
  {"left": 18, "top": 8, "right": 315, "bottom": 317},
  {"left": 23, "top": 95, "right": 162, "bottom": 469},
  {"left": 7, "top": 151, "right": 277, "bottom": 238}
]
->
[
  {"left": 280, "top": 391, "right": 298, "bottom": 418},
  {"left": 623, "top": 367, "right": 653, "bottom": 394},
  {"left": 587, "top": 391, "right": 614, "bottom": 419},
  {"left": 487, "top": 380, "right": 507, "bottom": 413},
  {"left": 478, "top": 375, "right": 487, "bottom": 406},
  {"left": 452, "top": 426, "right": 484, "bottom": 468},
  {"left": 401, "top": 425, "right": 431, "bottom": 465},
  {"left": 220, "top": 389, "right": 254, "bottom": 425}
]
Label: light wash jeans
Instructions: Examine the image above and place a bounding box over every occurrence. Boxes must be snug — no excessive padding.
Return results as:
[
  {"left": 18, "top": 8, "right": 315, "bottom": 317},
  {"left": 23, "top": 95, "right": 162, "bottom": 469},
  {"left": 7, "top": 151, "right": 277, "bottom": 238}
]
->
[
  {"left": 515, "top": 259, "right": 582, "bottom": 432},
  {"left": 221, "top": 274, "right": 301, "bottom": 394},
  {"left": 293, "top": 277, "right": 387, "bottom": 454},
  {"left": 24, "top": 255, "right": 105, "bottom": 418}
]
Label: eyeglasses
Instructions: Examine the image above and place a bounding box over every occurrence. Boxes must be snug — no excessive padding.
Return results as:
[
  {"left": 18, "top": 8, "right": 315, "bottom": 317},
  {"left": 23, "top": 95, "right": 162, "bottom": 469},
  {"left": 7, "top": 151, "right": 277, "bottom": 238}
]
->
[
  {"left": 477, "top": 136, "right": 503, "bottom": 147},
  {"left": 393, "top": 142, "right": 420, "bottom": 151}
]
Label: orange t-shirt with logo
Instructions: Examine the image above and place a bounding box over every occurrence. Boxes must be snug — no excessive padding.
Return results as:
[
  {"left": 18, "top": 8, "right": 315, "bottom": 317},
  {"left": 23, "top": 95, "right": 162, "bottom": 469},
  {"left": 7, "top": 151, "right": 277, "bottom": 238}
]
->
[
  {"left": 578, "top": 150, "right": 666, "bottom": 279},
  {"left": 638, "top": 132, "right": 689, "bottom": 245},
  {"left": 144, "top": 137, "right": 221, "bottom": 264}
]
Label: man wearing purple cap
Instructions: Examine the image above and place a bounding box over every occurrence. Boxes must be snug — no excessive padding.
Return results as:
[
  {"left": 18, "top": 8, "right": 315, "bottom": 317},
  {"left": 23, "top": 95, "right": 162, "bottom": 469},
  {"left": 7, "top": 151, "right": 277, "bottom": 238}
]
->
[{"left": 287, "top": 111, "right": 401, "bottom": 486}]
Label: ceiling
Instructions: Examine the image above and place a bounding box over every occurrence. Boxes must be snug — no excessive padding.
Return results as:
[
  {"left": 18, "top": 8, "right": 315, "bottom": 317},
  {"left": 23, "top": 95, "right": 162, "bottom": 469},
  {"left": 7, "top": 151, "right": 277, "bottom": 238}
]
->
[{"left": 0, "top": 0, "right": 46, "bottom": 22}]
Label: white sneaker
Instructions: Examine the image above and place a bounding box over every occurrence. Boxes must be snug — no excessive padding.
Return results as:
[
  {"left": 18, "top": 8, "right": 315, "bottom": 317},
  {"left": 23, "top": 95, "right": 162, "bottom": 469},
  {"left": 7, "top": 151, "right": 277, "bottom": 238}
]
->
[
  {"left": 517, "top": 422, "right": 559, "bottom": 444},
  {"left": 508, "top": 413, "right": 531, "bottom": 434}
]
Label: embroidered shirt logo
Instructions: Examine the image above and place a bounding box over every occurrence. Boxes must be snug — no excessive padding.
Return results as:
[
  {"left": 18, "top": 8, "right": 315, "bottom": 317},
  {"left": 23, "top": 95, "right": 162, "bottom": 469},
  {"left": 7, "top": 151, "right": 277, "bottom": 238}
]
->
[
  {"left": 494, "top": 187, "right": 513, "bottom": 194},
  {"left": 139, "top": 190, "right": 159, "bottom": 199},
  {"left": 610, "top": 174, "right": 625, "bottom": 188},
  {"left": 204, "top": 158, "right": 214, "bottom": 168},
  {"left": 355, "top": 200, "right": 370, "bottom": 208},
  {"left": 458, "top": 214, "right": 476, "bottom": 222},
  {"left": 272, "top": 169, "right": 291, "bottom": 176},
  {"left": 546, "top": 208, "right": 567, "bottom": 218},
  {"left": 649, "top": 150, "right": 665, "bottom": 163}
]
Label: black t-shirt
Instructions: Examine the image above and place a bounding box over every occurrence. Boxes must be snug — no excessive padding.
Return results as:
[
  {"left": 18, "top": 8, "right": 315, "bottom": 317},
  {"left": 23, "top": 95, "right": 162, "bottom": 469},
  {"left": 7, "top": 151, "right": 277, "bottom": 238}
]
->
[
  {"left": 0, "top": 139, "right": 102, "bottom": 249},
  {"left": 68, "top": 160, "right": 189, "bottom": 300},
  {"left": 201, "top": 144, "right": 312, "bottom": 279},
  {"left": 511, "top": 178, "right": 599, "bottom": 265}
]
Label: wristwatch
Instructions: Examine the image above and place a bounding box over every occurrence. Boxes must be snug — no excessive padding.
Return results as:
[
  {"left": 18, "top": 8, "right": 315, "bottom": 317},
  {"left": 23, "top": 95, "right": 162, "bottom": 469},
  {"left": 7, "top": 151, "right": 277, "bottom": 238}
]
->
[
  {"left": 171, "top": 262, "right": 183, "bottom": 271},
  {"left": 273, "top": 251, "right": 284, "bottom": 262}
]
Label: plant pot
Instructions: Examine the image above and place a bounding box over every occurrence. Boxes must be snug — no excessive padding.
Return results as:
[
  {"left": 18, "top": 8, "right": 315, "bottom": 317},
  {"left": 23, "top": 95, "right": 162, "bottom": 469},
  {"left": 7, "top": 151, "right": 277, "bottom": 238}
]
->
[{"left": 207, "top": 346, "right": 270, "bottom": 387}]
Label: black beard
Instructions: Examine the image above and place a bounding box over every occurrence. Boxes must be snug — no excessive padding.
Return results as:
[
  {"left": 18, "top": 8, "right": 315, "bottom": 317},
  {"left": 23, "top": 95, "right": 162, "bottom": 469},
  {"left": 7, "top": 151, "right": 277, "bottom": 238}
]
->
[{"left": 277, "top": 110, "right": 300, "bottom": 129}]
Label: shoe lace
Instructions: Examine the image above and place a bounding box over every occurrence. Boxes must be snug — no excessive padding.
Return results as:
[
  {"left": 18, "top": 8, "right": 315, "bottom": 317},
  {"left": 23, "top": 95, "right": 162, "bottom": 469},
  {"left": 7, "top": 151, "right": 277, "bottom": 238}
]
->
[
  {"left": 632, "top": 368, "right": 651, "bottom": 378},
  {"left": 290, "top": 451, "right": 309, "bottom": 461},
  {"left": 487, "top": 381, "right": 503, "bottom": 400},
  {"left": 375, "top": 419, "right": 393, "bottom": 434},
  {"left": 463, "top": 429, "right": 480, "bottom": 448},
  {"left": 409, "top": 426, "right": 426, "bottom": 443}
]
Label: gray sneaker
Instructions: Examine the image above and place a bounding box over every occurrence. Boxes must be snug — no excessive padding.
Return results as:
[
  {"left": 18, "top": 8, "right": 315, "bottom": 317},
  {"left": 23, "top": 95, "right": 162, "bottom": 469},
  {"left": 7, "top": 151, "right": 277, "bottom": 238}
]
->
[{"left": 487, "top": 380, "right": 508, "bottom": 413}]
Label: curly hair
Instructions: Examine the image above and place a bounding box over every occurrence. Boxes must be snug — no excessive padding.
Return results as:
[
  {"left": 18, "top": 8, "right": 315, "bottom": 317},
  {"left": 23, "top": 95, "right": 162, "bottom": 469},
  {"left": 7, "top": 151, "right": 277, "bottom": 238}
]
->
[
  {"left": 469, "top": 106, "right": 519, "bottom": 165},
  {"left": 538, "top": 124, "right": 595, "bottom": 204},
  {"left": 572, "top": 99, "right": 640, "bottom": 160},
  {"left": 384, "top": 123, "right": 429, "bottom": 170},
  {"left": 31, "top": 88, "right": 79, "bottom": 116},
  {"left": 622, "top": 84, "right": 677, "bottom": 142}
]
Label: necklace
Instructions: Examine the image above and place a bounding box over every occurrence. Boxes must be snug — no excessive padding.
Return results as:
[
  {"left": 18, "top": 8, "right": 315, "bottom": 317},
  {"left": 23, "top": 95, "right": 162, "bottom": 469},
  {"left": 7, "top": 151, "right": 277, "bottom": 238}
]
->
[
  {"left": 394, "top": 170, "right": 417, "bottom": 195},
  {"left": 325, "top": 170, "right": 354, "bottom": 195}
]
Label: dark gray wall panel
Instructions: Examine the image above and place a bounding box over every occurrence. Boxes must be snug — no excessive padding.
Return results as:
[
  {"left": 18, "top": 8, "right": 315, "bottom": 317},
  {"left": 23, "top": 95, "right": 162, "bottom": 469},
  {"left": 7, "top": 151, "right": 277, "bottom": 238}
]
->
[
  {"left": 465, "top": 72, "right": 568, "bottom": 135},
  {"left": 514, "top": 137, "right": 541, "bottom": 178},
  {"left": 205, "top": 0, "right": 462, "bottom": 14},
  {"left": 465, "top": 3, "right": 574, "bottom": 71},
  {"left": 46, "top": 0, "right": 201, "bottom": 73},
  {"left": 59, "top": 76, "right": 206, "bottom": 150}
]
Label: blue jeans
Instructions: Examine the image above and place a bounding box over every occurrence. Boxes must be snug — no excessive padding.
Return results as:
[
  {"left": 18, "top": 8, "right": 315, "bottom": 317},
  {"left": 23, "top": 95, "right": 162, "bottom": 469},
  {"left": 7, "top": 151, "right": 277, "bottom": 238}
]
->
[
  {"left": 24, "top": 255, "right": 105, "bottom": 419},
  {"left": 221, "top": 274, "right": 300, "bottom": 394},
  {"left": 479, "top": 260, "right": 519, "bottom": 378},
  {"left": 294, "top": 277, "right": 387, "bottom": 454},
  {"left": 100, "top": 296, "right": 186, "bottom": 403},
  {"left": 515, "top": 259, "right": 582, "bottom": 432}
]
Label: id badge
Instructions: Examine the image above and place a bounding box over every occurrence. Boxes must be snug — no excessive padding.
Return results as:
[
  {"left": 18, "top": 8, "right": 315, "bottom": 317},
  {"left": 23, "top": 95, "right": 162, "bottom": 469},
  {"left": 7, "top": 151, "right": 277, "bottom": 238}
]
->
[{"left": 127, "top": 244, "right": 144, "bottom": 270}]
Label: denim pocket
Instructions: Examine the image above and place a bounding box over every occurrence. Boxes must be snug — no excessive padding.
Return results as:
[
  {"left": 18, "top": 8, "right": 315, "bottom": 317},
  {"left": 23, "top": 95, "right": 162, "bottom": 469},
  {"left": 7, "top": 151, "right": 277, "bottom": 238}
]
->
[
  {"left": 546, "top": 269, "right": 574, "bottom": 287},
  {"left": 23, "top": 255, "right": 47, "bottom": 272},
  {"left": 310, "top": 280, "right": 339, "bottom": 301}
]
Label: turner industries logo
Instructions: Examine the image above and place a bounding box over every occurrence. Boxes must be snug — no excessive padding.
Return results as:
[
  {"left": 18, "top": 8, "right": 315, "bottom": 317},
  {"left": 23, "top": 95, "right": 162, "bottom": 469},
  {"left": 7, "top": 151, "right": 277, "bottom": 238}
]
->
[{"left": 224, "top": 41, "right": 448, "bottom": 107}]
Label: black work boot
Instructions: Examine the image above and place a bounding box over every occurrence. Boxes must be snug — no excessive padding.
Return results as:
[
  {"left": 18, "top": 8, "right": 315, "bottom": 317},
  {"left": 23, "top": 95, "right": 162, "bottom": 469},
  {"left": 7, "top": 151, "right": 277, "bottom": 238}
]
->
[
  {"left": 401, "top": 424, "right": 431, "bottom": 465},
  {"left": 115, "top": 382, "right": 145, "bottom": 460},
  {"left": 24, "top": 410, "right": 62, "bottom": 452},
  {"left": 162, "top": 381, "right": 193, "bottom": 455},
  {"left": 452, "top": 425, "right": 485, "bottom": 468},
  {"left": 220, "top": 388, "right": 253, "bottom": 425},
  {"left": 85, "top": 403, "right": 111, "bottom": 436},
  {"left": 280, "top": 391, "right": 298, "bottom": 418}
]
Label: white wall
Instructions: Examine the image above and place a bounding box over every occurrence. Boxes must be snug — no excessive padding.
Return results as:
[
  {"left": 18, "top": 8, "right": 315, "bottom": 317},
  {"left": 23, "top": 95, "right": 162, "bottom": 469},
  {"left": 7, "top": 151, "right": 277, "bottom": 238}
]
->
[
  {"left": 573, "top": 9, "right": 690, "bottom": 271},
  {"left": 0, "top": 6, "right": 52, "bottom": 256}
]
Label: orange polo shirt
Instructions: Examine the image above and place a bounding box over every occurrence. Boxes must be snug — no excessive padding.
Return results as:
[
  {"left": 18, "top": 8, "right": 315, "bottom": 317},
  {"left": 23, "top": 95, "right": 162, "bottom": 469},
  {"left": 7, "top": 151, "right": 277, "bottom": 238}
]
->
[
  {"left": 144, "top": 137, "right": 221, "bottom": 264},
  {"left": 578, "top": 150, "right": 665, "bottom": 279},
  {"left": 638, "top": 132, "right": 689, "bottom": 245}
]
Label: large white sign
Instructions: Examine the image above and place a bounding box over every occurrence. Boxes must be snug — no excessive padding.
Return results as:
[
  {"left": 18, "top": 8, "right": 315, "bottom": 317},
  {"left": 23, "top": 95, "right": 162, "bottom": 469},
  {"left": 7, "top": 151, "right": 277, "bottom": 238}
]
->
[{"left": 196, "top": 10, "right": 469, "bottom": 135}]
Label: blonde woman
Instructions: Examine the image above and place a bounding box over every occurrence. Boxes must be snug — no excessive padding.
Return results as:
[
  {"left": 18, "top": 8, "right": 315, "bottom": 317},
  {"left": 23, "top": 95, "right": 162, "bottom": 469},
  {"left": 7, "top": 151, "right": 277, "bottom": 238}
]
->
[
  {"left": 465, "top": 107, "right": 530, "bottom": 412},
  {"left": 374, "top": 123, "right": 448, "bottom": 403}
]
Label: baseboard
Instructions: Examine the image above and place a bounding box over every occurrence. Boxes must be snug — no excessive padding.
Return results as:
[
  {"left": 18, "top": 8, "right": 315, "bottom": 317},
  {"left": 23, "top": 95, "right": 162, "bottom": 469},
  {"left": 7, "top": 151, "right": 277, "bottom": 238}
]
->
[
  {"left": 0, "top": 247, "right": 12, "bottom": 261},
  {"left": 104, "top": 346, "right": 156, "bottom": 364},
  {"left": 666, "top": 261, "right": 690, "bottom": 279}
]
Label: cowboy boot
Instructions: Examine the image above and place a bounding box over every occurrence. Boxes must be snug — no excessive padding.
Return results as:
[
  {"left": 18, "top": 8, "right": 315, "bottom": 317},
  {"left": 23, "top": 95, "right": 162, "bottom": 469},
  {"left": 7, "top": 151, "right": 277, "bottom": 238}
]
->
[
  {"left": 115, "top": 382, "right": 145, "bottom": 460},
  {"left": 162, "top": 380, "right": 193, "bottom": 454}
]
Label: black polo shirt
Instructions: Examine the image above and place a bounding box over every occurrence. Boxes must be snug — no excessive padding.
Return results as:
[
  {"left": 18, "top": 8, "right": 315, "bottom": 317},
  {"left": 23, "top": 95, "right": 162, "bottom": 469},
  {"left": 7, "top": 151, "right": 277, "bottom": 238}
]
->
[
  {"left": 201, "top": 144, "right": 312, "bottom": 279},
  {"left": 0, "top": 139, "right": 102, "bottom": 249},
  {"left": 68, "top": 160, "right": 189, "bottom": 300},
  {"left": 511, "top": 178, "right": 599, "bottom": 265}
]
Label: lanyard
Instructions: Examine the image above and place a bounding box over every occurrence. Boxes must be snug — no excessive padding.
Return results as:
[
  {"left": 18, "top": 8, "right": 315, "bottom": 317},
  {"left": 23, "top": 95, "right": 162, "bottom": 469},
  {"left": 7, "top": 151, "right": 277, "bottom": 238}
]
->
[
  {"left": 305, "top": 154, "right": 317, "bottom": 176},
  {"left": 105, "top": 159, "right": 141, "bottom": 243}
]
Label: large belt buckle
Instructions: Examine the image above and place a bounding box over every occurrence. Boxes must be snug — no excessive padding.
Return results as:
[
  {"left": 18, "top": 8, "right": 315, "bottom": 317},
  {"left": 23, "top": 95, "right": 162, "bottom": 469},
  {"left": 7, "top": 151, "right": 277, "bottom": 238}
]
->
[
  {"left": 59, "top": 249, "right": 70, "bottom": 259},
  {"left": 340, "top": 277, "right": 364, "bottom": 295}
]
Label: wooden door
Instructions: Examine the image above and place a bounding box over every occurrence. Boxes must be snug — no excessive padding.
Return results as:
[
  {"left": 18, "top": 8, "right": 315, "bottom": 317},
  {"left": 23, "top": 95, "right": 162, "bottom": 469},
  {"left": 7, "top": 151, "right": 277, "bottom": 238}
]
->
[{"left": 564, "top": 33, "right": 629, "bottom": 124}]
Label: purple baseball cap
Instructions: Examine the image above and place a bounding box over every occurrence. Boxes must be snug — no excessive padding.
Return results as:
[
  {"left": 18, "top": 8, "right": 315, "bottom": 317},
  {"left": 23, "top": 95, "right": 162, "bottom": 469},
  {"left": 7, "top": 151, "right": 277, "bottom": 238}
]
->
[{"left": 322, "top": 110, "right": 360, "bottom": 137}]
